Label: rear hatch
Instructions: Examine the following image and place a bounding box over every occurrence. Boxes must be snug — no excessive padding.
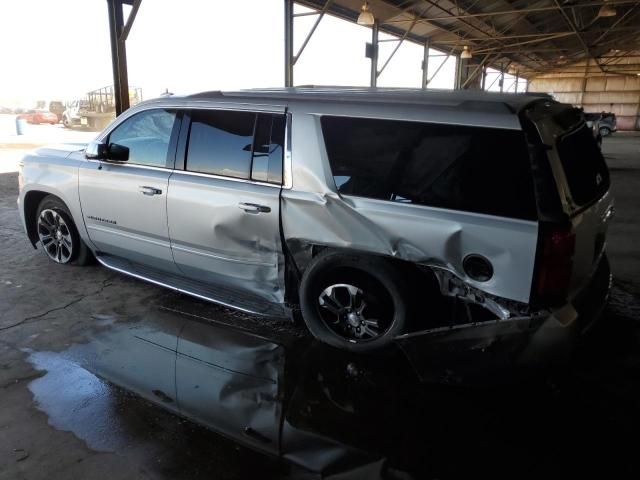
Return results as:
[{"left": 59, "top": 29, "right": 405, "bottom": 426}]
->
[{"left": 524, "top": 102, "right": 614, "bottom": 304}]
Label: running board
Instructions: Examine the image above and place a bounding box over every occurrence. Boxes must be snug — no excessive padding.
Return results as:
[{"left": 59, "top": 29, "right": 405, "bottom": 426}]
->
[{"left": 96, "top": 253, "right": 288, "bottom": 319}]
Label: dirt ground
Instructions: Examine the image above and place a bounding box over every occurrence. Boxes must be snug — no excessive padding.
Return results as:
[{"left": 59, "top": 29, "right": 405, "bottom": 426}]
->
[{"left": 0, "top": 132, "right": 639, "bottom": 479}]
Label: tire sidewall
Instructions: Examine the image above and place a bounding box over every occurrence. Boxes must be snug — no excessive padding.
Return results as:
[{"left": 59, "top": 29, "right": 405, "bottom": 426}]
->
[
  {"left": 36, "top": 196, "right": 82, "bottom": 264},
  {"left": 300, "top": 252, "right": 407, "bottom": 352}
]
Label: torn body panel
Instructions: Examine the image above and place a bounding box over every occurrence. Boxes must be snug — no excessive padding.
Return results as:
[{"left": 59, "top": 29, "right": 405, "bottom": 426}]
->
[{"left": 282, "top": 111, "right": 539, "bottom": 308}]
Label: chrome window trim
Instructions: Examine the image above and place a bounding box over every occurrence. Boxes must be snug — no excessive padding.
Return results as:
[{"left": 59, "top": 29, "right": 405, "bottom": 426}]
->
[
  {"left": 85, "top": 158, "right": 172, "bottom": 173},
  {"left": 283, "top": 112, "right": 292, "bottom": 189},
  {"left": 97, "top": 102, "right": 287, "bottom": 142},
  {"left": 170, "top": 169, "right": 282, "bottom": 189}
]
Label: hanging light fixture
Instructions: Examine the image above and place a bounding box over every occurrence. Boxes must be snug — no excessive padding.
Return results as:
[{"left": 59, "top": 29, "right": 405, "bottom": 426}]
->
[
  {"left": 460, "top": 45, "right": 472, "bottom": 59},
  {"left": 598, "top": 1, "right": 617, "bottom": 17},
  {"left": 357, "top": 1, "right": 375, "bottom": 26}
]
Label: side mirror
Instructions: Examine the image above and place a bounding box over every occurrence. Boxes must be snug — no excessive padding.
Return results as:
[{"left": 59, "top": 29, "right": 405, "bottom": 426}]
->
[
  {"left": 107, "top": 143, "right": 129, "bottom": 162},
  {"left": 85, "top": 141, "right": 107, "bottom": 160}
]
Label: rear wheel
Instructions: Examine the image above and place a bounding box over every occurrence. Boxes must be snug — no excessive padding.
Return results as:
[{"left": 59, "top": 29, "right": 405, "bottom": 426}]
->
[
  {"left": 299, "top": 252, "right": 408, "bottom": 352},
  {"left": 35, "top": 196, "right": 93, "bottom": 266}
]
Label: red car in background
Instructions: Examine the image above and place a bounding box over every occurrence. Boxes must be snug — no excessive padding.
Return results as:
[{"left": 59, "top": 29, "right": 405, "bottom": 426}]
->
[{"left": 18, "top": 109, "right": 58, "bottom": 125}]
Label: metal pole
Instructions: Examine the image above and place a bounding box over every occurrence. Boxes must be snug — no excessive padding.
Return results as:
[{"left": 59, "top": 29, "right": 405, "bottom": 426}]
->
[
  {"left": 481, "top": 64, "right": 486, "bottom": 90},
  {"left": 454, "top": 56, "right": 462, "bottom": 90},
  {"left": 515, "top": 72, "right": 519, "bottom": 93},
  {"left": 284, "top": 0, "right": 294, "bottom": 87},
  {"left": 500, "top": 64, "right": 505, "bottom": 92},
  {"left": 107, "top": 0, "right": 130, "bottom": 115},
  {"left": 422, "top": 38, "right": 430, "bottom": 89},
  {"left": 370, "top": 21, "right": 379, "bottom": 87}
]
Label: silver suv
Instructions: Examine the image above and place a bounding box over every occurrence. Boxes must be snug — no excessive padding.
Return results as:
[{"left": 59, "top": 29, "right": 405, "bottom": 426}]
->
[{"left": 18, "top": 88, "right": 614, "bottom": 352}]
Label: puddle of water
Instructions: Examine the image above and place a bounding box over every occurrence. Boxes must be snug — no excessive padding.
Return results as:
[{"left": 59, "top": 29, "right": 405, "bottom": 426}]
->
[
  {"left": 20, "top": 292, "right": 640, "bottom": 479},
  {"left": 26, "top": 350, "right": 129, "bottom": 452}
]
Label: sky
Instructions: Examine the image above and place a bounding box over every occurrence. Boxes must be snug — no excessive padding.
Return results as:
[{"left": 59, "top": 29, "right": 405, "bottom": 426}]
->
[{"left": 0, "top": 0, "right": 523, "bottom": 106}]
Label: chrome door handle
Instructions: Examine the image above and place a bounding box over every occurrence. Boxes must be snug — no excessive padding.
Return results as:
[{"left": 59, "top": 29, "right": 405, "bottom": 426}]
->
[
  {"left": 139, "top": 186, "right": 162, "bottom": 196},
  {"left": 238, "top": 202, "right": 271, "bottom": 214}
]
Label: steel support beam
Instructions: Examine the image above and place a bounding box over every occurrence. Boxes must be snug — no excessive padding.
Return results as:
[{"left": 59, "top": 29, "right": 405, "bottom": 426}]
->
[
  {"left": 421, "top": 38, "right": 430, "bottom": 89},
  {"left": 107, "top": 0, "right": 132, "bottom": 116},
  {"left": 480, "top": 64, "right": 487, "bottom": 90},
  {"left": 370, "top": 22, "right": 379, "bottom": 87},
  {"left": 284, "top": 0, "right": 294, "bottom": 87},
  {"left": 461, "top": 53, "right": 492, "bottom": 89},
  {"left": 120, "top": 0, "right": 141, "bottom": 42},
  {"left": 454, "top": 55, "right": 462, "bottom": 89}
]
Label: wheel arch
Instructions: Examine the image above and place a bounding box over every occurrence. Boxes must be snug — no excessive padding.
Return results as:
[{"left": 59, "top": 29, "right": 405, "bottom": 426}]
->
[
  {"left": 23, "top": 190, "right": 78, "bottom": 248},
  {"left": 23, "top": 190, "right": 54, "bottom": 247},
  {"left": 284, "top": 241, "right": 440, "bottom": 306}
]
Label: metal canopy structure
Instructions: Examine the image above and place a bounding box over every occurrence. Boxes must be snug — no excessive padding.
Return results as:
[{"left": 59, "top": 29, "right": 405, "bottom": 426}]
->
[
  {"left": 105, "top": 0, "right": 640, "bottom": 115},
  {"left": 293, "top": 0, "right": 640, "bottom": 78}
]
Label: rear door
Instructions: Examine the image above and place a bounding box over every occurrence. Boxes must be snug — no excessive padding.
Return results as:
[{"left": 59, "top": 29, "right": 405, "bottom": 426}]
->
[
  {"left": 79, "top": 108, "right": 182, "bottom": 273},
  {"left": 167, "top": 107, "right": 287, "bottom": 305}
]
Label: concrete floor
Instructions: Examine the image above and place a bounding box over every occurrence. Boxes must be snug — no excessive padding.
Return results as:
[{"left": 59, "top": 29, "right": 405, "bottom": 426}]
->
[{"left": 0, "top": 133, "right": 639, "bottom": 479}]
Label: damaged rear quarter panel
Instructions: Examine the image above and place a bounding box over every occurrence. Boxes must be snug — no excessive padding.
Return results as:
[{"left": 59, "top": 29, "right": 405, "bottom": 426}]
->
[{"left": 281, "top": 109, "right": 539, "bottom": 304}]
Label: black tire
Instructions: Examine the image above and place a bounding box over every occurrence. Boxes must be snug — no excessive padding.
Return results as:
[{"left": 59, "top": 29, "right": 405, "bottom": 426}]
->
[
  {"left": 35, "top": 196, "right": 94, "bottom": 266},
  {"left": 599, "top": 126, "right": 611, "bottom": 137},
  {"left": 299, "top": 251, "right": 408, "bottom": 352}
]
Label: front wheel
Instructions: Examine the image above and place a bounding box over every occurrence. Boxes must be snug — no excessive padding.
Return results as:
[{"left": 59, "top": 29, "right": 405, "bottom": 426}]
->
[
  {"left": 299, "top": 252, "right": 408, "bottom": 352},
  {"left": 35, "top": 196, "right": 94, "bottom": 266},
  {"left": 599, "top": 126, "right": 611, "bottom": 137}
]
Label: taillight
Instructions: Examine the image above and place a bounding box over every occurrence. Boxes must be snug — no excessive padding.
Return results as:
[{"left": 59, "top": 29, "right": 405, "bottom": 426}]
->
[{"left": 534, "top": 225, "right": 576, "bottom": 305}]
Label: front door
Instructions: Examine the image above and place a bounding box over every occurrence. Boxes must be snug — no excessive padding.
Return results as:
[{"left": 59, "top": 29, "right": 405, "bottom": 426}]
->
[
  {"left": 167, "top": 108, "right": 287, "bottom": 304},
  {"left": 79, "top": 108, "right": 181, "bottom": 273}
]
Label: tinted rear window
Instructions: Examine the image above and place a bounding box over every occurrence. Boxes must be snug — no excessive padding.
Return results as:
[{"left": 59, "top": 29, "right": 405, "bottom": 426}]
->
[
  {"left": 321, "top": 116, "right": 537, "bottom": 220},
  {"left": 556, "top": 124, "right": 610, "bottom": 206}
]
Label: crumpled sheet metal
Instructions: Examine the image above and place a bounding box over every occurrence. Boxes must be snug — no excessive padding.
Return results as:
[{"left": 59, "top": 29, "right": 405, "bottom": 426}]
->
[
  {"left": 281, "top": 112, "right": 538, "bottom": 305},
  {"left": 282, "top": 189, "right": 538, "bottom": 304}
]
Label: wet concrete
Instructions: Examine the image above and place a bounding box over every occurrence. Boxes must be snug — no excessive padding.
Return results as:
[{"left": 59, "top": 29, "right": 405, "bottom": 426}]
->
[{"left": 0, "top": 134, "right": 639, "bottom": 479}]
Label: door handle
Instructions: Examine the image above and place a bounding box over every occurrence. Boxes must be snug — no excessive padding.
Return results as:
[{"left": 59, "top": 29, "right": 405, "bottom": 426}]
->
[
  {"left": 602, "top": 205, "right": 615, "bottom": 223},
  {"left": 139, "top": 186, "right": 162, "bottom": 196},
  {"left": 238, "top": 202, "right": 271, "bottom": 214}
]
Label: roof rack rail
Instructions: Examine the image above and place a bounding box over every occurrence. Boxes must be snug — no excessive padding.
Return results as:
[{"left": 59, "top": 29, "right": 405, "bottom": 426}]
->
[{"left": 186, "top": 91, "right": 224, "bottom": 98}]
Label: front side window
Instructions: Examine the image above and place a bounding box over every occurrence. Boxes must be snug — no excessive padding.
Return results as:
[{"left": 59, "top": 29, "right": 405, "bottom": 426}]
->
[
  {"left": 321, "top": 116, "right": 537, "bottom": 220},
  {"left": 186, "top": 110, "right": 256, "bottom": 179},
  {"left": 108, "top": 109, "right": 177, "bottom": 168}
]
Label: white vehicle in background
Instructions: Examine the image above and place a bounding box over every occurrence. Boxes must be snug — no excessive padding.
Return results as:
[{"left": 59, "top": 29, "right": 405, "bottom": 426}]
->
[{"left": 62, "top": 99, "right": 87, "bottom": 128}]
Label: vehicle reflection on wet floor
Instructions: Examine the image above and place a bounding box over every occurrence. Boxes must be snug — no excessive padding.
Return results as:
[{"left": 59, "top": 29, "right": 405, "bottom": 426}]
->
[{"left": 25, "top": 290, "right": 640, "bottom": 479}]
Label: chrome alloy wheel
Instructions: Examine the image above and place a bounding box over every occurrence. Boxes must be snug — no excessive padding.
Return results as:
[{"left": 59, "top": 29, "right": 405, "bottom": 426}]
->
[
  {"left": 37, "top": 209, "right": 73, "bottom": 263},
  {"left": 318, "top": 283, "right": 386, "bottom": 341}
]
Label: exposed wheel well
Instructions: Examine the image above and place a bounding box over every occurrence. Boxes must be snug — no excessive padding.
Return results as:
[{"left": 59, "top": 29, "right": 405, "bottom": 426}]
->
[
  {"left": 285, "top": 244, "right": 440, "bottom": 309},
  {"left": 23, "top": 191, "right": 60, "bottom": 246}
]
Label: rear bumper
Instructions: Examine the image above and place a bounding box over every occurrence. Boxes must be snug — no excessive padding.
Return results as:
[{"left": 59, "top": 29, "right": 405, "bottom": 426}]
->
[{"left": 396, "top": 255, "right": 611, "bottom": 381}]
